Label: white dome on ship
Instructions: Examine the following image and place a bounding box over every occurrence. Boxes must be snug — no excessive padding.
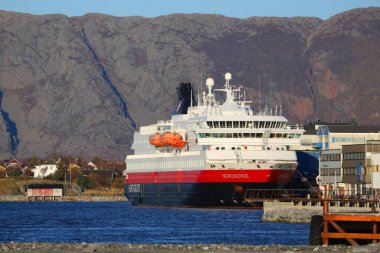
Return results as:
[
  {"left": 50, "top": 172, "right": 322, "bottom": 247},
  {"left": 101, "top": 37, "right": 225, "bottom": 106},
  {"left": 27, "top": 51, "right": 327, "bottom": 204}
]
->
[{"left": 206, "top": 78, "right": 214, "bottom": 87}]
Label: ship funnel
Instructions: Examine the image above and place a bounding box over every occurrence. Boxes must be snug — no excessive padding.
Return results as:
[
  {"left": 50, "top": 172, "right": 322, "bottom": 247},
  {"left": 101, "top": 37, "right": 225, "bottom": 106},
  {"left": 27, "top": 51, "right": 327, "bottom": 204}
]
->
[{"left": 175, "top": 82, "right": 196, "bottom": 115}]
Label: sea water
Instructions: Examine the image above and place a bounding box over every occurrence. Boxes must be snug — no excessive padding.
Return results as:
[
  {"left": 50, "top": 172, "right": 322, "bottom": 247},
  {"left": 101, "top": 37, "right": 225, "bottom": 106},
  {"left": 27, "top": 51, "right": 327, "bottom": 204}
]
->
[{"left": 0, "top": 202, "right": 309, "bottom": 245}]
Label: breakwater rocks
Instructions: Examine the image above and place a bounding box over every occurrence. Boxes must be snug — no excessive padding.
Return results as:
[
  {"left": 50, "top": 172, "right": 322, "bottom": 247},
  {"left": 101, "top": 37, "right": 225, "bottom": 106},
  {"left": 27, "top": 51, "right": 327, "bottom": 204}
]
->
[
  {"left": 262, "top": 201, "right": 370, "bottom": 223},
  {"left": 60, "top": 196, "right": 127, "bottom": 202},
  {"left": 2, "top": 243, "right": 380, "bottom": 253}
]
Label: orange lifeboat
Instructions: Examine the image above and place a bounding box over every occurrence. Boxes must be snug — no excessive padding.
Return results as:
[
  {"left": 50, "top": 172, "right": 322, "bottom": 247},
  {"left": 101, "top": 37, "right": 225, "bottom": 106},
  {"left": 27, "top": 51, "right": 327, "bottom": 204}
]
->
[
  {"left": 149, "top": 132, "right": 186, "bottom": 148},
  {"left": 149, "top": 132, "right": 165, "bottom": 147}
]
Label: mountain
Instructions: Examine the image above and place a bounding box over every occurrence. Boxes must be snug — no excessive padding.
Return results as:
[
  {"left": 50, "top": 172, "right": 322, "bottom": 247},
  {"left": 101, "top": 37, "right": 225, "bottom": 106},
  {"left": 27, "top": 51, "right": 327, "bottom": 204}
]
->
[
  {"left": 304, "top": 7, "right": 380, "bottom": 123},
  {"left": 0, "top": 8, "right": 379, "bottom": 159}
]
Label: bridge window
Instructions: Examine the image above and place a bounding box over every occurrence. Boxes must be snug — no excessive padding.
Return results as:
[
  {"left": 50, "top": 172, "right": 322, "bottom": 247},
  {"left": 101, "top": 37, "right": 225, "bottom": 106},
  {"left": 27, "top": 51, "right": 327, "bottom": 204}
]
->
[
  {"left": 233, "top": 121, "right": 239, "bottom": 128},
  {"left": 220, "top": 121, "right": 226, "bottom": 128},
  {"left": 226, "top": 121, "right": 232, "bottom": 128},
  {"left": 214, "top": 121, "right": 219, "bottom": 128}
]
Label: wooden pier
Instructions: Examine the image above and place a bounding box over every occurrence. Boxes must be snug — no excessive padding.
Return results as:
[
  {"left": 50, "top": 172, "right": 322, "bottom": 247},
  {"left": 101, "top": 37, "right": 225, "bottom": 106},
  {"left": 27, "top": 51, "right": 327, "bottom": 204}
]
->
[{"left": 308, "top": 186, "right": 380, "bottom": 246}]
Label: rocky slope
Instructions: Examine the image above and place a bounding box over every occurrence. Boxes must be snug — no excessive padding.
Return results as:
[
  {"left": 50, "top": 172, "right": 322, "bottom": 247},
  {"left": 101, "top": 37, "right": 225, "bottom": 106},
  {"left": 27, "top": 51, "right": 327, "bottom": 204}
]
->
[
  {"left": 0, "top": 8, "right": 379, "bottom": 159},
  {"left": 1, "top": 242, "right": 378, "bottom": 253}
]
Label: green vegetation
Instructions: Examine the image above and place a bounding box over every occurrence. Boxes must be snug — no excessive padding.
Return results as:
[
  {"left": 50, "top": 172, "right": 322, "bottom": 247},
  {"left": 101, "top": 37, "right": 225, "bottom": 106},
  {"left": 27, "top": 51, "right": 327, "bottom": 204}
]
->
[
  {"left": 0, "top": 179, "right": 19, "bottom": 195},
  {"left": 77, "top": 172, "right": 89, "bottom": 190},
  {"left": 53, "top": 161, "right": 68, "bottom": 182},
  {"left": 1, "top": 155, "right": 125, "bottom": 196}
]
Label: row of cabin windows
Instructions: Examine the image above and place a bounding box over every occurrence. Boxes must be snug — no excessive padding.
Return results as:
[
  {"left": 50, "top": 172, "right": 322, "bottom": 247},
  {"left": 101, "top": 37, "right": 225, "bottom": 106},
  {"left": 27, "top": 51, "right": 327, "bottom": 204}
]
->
[
  {"left": 206, "top": 121, "right": 286, "bottom": 129},
  {"left": 320, "top": 168, "right": 341, "bottom": 176},
  {"left": 343, "top": 152, "right": 365, "bottom": 160},
  {"left": 332, "top": 137, "right": 366, "bottom": 143},
  {"left": 128, "top": 160, "right": 204, "bottom": 170},
  {"left": 215, "top": 147, "right": 241, "bottom": 150},
  {"left": 157, "top": 125, "right": 172, "bottom": 131},
  {"left": 196, "top": 132, "right": 301, "bottom": 139},
  {"left": 343, "top": 167, "right": 372, "bottom": 175},
  {"left": 214, "top": 146, "right": 286, "bottom": 151},
  {"left": 320, "top": 153, "right": 341, "bottom": 161}
]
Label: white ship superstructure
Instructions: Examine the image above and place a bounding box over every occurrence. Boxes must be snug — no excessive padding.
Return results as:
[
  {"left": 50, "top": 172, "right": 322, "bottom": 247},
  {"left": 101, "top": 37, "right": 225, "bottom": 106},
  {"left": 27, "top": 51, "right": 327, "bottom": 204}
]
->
[{"left": 125, "top": 73, "right": 304, "bottom": 206}]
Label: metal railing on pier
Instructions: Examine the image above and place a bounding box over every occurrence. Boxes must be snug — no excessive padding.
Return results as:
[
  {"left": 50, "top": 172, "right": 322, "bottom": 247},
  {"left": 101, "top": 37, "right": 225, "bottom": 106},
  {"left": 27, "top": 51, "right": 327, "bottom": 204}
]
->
[
  {"left": 244, "top": 189, "right": 320, "bottom": 202},
  {"left": 244, "top": 188, "right": 380, "bottom": 208}
]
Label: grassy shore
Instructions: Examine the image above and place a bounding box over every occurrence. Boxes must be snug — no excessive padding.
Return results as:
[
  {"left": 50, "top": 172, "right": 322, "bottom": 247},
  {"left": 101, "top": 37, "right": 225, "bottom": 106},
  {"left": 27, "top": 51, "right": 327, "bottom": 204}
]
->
[{"left": 0, "top": 178, "right": 125, "bottom": 202}]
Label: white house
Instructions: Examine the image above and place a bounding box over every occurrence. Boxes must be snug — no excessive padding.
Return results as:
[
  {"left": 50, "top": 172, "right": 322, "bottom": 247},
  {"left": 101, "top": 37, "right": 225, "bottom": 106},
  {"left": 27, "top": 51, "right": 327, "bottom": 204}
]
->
[{"left": 33, "top": 164, "right": 58, "bottom": 179}]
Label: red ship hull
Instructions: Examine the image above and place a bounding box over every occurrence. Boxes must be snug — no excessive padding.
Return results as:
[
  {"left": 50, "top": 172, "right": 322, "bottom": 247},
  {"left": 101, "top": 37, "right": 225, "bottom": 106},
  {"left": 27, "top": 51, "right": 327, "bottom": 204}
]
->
[{"left": 125, "top": 168, "right": 295, "bottom": 206}]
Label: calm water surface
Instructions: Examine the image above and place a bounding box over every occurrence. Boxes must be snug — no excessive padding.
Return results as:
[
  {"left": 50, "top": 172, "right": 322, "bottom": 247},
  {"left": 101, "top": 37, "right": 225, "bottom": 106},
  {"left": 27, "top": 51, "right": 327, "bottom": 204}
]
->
[{"left": 0, "top": 202, "right": 309, "bottom": 245}]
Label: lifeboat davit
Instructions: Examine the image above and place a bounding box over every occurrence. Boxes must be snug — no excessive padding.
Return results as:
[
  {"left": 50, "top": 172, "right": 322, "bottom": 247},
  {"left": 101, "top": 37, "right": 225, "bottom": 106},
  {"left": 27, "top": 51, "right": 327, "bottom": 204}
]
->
[{"left": 149, "top": 132, "right": 186, "bottom": 148}]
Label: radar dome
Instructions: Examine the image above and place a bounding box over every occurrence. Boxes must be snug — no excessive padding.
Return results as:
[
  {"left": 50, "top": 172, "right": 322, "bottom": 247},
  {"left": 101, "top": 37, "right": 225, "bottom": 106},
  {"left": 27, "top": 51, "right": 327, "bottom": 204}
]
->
[
  {"left": 225, "top": 72, "right": 232, "bottom": 80},
  {"left": 206, "top": 78, "right": 214, "bottom": 87}
]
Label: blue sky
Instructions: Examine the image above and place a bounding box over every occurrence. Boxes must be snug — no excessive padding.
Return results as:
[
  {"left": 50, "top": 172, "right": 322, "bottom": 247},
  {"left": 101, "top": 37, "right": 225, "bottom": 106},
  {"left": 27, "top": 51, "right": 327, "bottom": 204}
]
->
[{"left": 0, "top": 0, "right": 379, "bottom": 19}]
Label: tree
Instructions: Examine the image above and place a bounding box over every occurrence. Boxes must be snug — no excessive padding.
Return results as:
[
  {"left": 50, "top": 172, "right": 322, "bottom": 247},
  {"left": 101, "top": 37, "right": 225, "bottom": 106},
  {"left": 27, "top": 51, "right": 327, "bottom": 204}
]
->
[
  {"left": 7, "top": 168, "right": 22, "bottom": 177},
  {"left": 70, "top": 166, "right": 80, "bottom": 182},
  {"left": 86, "top": 172, "right": 112, "bottom": 188},
  {"left": 92, "top": 157, "right": 108, "bottom": 170},
  {"left": 111, "top": 176, "right": 124, "bottom": 189},
  {"left": 22, "top": 156, "right": 42, "bottom": 167},
  {"left": 21, "top": 168, "right": 33, "bottom": 179},
  {"left": 77, "top": 172, "right": 89, "bottom": 190},
  {"left": 53, "top": 161, "right": 67, "bottom": 182}
]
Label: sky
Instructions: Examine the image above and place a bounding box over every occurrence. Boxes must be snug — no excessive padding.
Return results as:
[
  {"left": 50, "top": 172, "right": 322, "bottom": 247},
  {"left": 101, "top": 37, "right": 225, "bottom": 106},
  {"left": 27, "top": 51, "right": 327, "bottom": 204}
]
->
[{"left": 0, "top": 0, "right": 379, "bottom": 20}]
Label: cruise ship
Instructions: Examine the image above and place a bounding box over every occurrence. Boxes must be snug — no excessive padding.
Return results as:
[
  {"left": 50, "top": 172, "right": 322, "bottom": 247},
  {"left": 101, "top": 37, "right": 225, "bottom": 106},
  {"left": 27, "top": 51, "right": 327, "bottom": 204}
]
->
[{"left": 124, "top": 73, "right": 304, "bottom": 206}]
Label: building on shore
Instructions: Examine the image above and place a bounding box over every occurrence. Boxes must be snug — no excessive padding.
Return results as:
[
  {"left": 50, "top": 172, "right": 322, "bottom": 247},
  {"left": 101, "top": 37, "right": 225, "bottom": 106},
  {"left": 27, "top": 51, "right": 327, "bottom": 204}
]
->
[
  {"left": 294, "top": 120, "right": 380, "bottom": 195},
  {"left": 33, "top": 164, "right": 58, "bottom": 179},
  {"left": 317, "top": 149, "right": 342, "bottom": 195},
  {"left": 297, "top": 119, "right": 380, "bottom": 151},
  {"left": 317, "top": 140, "right": 380, "bottom": 197}
]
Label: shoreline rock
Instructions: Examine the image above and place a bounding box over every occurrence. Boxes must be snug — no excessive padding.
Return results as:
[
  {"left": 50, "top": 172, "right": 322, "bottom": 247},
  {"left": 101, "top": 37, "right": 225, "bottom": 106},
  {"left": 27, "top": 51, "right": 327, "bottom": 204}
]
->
[
  {"left": 1, "top": 242, "right": 379, "bottom": 253},
  {"left": 0, "top": 195, "right": 127, "bottom": 202}
]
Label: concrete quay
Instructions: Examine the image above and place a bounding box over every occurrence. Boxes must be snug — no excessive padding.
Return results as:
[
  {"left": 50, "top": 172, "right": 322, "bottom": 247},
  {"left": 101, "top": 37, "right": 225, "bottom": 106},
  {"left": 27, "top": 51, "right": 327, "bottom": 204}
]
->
[{"left": 262, "top": 201, "right": 375, "bottom": 223}]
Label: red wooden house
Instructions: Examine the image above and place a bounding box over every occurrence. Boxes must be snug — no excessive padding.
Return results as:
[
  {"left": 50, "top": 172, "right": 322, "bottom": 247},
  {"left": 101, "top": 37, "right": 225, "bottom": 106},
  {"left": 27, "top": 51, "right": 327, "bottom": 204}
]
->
[{"left": 4, "top": 157, "right": 22, "bottom": 170}]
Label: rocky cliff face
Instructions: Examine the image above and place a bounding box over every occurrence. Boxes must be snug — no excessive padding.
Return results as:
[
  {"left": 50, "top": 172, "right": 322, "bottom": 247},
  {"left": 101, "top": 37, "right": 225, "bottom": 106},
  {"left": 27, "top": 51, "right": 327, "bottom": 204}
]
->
[
  {"left": 304, "top": 7, "right": 380, "bottom": 123},
  {"left": 0, "top": 8, "right": 379, "bottom": 159}
]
